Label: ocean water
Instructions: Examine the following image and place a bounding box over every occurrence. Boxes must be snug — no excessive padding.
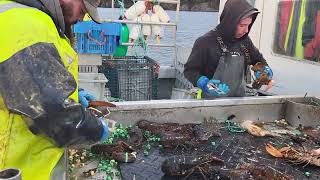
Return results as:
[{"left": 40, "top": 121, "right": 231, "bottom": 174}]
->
[{"left": 98, "top": 8, "right": 219, "bottom": 65}]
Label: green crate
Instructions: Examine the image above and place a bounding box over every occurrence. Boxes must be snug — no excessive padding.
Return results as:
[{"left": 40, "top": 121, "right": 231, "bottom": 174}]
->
[{"left": 99, "top": 56, "right": 159, "bottom": 101}]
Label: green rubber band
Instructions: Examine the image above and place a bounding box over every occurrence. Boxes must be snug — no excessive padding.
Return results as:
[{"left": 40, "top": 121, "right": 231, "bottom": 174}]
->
[
  {"left": 225, "top": 120, "right": 246, "bottom": 133},
  {"left": 125, "top": 152, "right": 128, "bottom": 163}
]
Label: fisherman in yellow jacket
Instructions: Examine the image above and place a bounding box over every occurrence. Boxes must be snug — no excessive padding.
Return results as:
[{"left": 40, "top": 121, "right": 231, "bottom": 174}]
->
[{"left": 0, "top": 0, "right": 108, "bottom": 179}]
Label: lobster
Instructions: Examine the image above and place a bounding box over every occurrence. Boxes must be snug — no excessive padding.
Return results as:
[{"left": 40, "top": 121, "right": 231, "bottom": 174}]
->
[
  {"left": 251, "top": 62, "right": 272, "bottom": 89},
  {"left": 91, "top": 141, "right": 137, "bottom": 163},
  {"left": 266, "top": 143, "right": 320, "bottom": 167},
  {"left": 161, "top": 154, "right": 224, "bottom": 180},
  {"left": 137, "top": 120, "right": 195, "bottom": 148}
]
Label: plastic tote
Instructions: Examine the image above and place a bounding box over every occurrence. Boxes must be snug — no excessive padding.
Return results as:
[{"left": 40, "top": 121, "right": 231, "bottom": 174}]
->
[{"left": 73, "top": 21, "right": 122, "bottom": 54}]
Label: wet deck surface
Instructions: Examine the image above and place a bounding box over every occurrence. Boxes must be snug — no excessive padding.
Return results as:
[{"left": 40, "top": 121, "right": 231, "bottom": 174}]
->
[{"left": 120, "top": 124, "right": 320, "bottom": 180}]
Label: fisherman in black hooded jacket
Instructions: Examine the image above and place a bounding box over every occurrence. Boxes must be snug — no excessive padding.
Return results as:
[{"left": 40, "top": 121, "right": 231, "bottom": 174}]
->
[{"left": 184, "top": 0, "right": 273, "bottom": 98}]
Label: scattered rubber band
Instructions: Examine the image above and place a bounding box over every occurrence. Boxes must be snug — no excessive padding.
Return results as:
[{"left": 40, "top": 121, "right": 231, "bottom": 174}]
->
[
  {"left": 125, "top": 152, "right": 129, "bottom": 163},
  {"left": 225, "top": 120, "right": 246, "bottom": 133}
]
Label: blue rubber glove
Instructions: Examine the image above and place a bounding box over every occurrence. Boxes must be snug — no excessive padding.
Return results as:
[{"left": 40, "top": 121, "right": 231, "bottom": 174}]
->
[
  {"left": 197, "top": 76, "right": 210, "bottom": 91},
  {"left": 207, "top": 79, "right": 230, "bottom": 96},
  {"left": 197, "top": 76, "right": 230, "bottom": 96},
  {"left": 78, "top": 88, "right": 96, "bottom": 108},
  {"left": 99, "top": 118, "right": 109, "bottom": 142},
  {"left": 254, "top": 66, "right": 273, "bottom": 80}
]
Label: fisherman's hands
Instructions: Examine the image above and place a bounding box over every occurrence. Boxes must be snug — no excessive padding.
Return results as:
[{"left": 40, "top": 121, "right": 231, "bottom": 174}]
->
[
  {"left": 254, "top": 66, "right": 273, "bottom": 80},
  {"left": 252, "top": 63, "right": 274, "bottom": 90},
  {"left": 197, "top": 76, "right": 230, "bottom": 97},
  {"left": 207, "top": 79, "right": 230, "bottom": 96},
  {"left": 78, "top": 88, "right": 96, "bottom": 108}
]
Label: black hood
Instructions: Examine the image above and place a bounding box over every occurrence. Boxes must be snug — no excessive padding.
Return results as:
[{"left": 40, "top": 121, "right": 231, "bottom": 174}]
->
[{"left": 217, "top": 0, "right": 259, "bottom": 43}]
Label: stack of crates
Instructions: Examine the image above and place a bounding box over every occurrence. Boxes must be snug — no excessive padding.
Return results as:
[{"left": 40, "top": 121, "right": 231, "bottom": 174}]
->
[
  {"left": 73, "top": 21, "right": 122, "bottom": 54},
  {"left": 74, "top": 21, "right": 122, "bottom": 100},
  {"left": 99, "top": 56, "right": 159, "bottom": 101}
]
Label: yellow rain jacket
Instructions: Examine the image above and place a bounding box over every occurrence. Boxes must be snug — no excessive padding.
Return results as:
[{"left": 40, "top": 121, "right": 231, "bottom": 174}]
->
[{"left": 0, "top": 1, "right": 104, "bottom": 179}]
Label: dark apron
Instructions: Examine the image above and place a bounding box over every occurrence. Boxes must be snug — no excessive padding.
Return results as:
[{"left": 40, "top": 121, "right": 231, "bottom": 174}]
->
[
  {"left": 202, "top": 36, "right": 246, "bottom": 98},
  {"left": 213, "top": 54, "right": 246, "bottom": 96},
  {"left": 203, "top": 54, "right": 246, "bottom": 98}
]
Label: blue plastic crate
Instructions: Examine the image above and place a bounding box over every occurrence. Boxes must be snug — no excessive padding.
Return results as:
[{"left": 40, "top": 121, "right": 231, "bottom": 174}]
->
[{"left": 73, "top": 21, "right": 122, "bottom": 54}]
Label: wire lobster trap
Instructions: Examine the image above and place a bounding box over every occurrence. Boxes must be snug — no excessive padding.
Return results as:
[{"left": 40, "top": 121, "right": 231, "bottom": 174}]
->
[{"left": 99, "top": 56, "right": 159, "bottom": 101}]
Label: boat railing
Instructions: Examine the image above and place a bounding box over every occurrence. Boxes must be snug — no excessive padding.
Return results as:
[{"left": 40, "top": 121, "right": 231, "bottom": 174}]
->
[{"left": 106, "top": 0, "right": 181, "bottom": 66}]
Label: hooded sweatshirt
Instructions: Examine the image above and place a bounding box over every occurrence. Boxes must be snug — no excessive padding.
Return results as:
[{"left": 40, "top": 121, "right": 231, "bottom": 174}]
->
[{"left": 184, "top": 0, "right": 268, "bottom": 86}]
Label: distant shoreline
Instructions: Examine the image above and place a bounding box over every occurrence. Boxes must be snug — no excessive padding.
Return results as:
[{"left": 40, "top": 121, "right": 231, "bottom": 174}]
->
[
  {"left": 179, "top": 10, "right": 219, "bottom": 12},
  {"left": 99, "top": 6, "right": 219, "bottom": 12},
  {"left": 99, "top": 0, "right": 220, "bottom": 12}
]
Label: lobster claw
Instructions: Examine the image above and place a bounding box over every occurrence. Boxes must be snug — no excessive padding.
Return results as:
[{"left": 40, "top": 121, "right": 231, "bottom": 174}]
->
[
  {"left": 89, "top": 100, "right": 116, "bottom": 108},
  {"left": 265, "top": 143, "right": 283, "bottom": 158},
  {"left": 88, "top": 100, "right": 116, "bottom": 118},
  {"left": 312, "top": 148, "right": 320, "bottom": 156}
]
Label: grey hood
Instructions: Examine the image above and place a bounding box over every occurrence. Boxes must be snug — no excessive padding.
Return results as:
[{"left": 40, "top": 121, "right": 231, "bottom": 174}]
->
[
  {"left": 39, "top": 0, "right": 65, "bottom": 35},
  {"left": 217, "top": 0, "right": 259, "bottom": 43},
  {"left": 15, "top": 0, "right": 66, "bottom": 36}
]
